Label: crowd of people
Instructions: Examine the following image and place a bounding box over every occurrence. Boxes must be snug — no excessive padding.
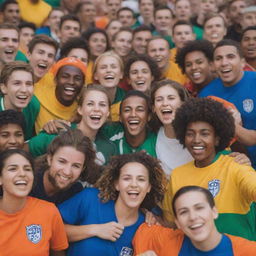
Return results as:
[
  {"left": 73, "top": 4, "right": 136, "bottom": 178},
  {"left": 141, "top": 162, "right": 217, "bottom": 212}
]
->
[{"left": 1, "top": 0, "right": 256, "bottom": 255}]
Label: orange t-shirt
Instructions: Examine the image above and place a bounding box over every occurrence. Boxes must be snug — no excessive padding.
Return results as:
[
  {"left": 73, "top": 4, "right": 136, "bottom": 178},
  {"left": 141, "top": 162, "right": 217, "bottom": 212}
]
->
[
  {"left": 0, "top": 197, "right": 68, "bottom": 256},
  {"left": 133, "top": 223, "right": 256, "bottom": 256}
]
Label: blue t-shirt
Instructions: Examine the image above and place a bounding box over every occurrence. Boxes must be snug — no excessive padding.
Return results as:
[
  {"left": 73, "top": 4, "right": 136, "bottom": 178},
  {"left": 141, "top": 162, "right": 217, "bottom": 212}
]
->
[
  {"left": 179, "top": 234, "right": 233, "bottom": 256},
  {"left": 199, "top": 71, "right": 256, "bottom": 168},
  {"left": 58, "top": 188, "right": 145, "bottom": 256}
]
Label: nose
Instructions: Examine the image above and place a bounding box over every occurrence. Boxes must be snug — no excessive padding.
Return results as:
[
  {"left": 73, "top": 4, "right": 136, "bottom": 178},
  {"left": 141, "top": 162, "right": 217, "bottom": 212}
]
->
[
  {"left": 130, "top": 178, "right": 138, "bottom": 187},
  {"left": 8, "top": 135, "right": 17, "bottom": 145},
  {"left": 20, "top": 83, "right": 27, "bottom": 92},
  {"left": 193, "top": 133, "right": 201, "bottom": 143},
  {"left": 220, "top": 57, "right": 228, "bottom": 66},
  {"left": 62, "top": 165, "right": 72, "bottom": 176},
  {"left": 188, "top": 210, "right": 197, "bottom": 221}
]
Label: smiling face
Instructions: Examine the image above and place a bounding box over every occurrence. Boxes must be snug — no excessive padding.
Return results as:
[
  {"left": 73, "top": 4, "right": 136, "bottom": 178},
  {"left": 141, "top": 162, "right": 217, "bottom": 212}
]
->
[
  {"left": 139, "top": 0, "right": 154, "bottom": 19},
  {"left": 1, "top": 70, "right": 34, "bottom": 111},
  {"left": 89, "top": 33, "right": 107, "bottom": 58},
  {"left": 78, "top": 90, "right": 110, "bottom": 131},
  {"left": 203, "top": 17, "right": 227, "bottom": 46},
  {"left": 28, "top": 43, "right": 56, "bottom": 81},
  {"left": 55, "top": 65, "right": 84, "bottom": 106},
  {"left": 173, "top": 24, "right": 195, "bottom": 49},
  {"left": 112, "top": 31, "right": 133, "bottom": 57},
  {"left": 3, "top": 3, "right": 20, "bottom": 25},
  {"left": 153, "top": 85, "right": 182, "bottom": 126},
  {"left": 60, "top": 20, "right": 80, "bottom": 44},
  {"left": 184, "top": 51, "right": 213, "bottom": 87},
  {"left": 106, "top": 20, "right": 122, "bottom": 43},
  {"left": 67, "top": 48, "right": 89, "bottom": 65},
  {"left": 185, "top": 121, "right": 219, "bottom": 168},
  {"left": 174, "top": 191, "right": 218, "bottom": 249},
  {"left": 120, "top": 95, "right": 149, "bottom": 140},
  {"left": 213, "top": 45, "right": 244, "bottom": 87},
  {"left": 154, "top": 9, "right": 173, "bottom": 34},
  {"left": 0, "top": 154, "right": 34, "bottom": 200},
  {"left": 147, "top": 38, "right": 170, "bottom": 70},
  {"left": 0, "top": 124, "right": 24, "bottom": 152},
  {"left": 132, "top": 30, "right": 152, "bottom": 54},
  {"left": 129, "top": 60, "right": 154, "bottom": 93},
  {"left": 115, "top": 162, "right": 151, "bottom": 210},
  {"left": 0, "top": 28, "right": 19, "bottom": 63},
  {"left": 94, "top": 55, "right": 123, "bottom": 88},
  {"left": 46, "top": 146, "right": 85, "bottom": 191},
  {"left": 241, "top": 29, "right": 256, "bottom": 60}
]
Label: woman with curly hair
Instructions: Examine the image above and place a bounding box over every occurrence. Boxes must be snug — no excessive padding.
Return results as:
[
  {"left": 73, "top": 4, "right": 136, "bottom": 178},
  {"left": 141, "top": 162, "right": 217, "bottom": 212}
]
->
[
  {"left": 162, "top": 98, "right": 256, "bottom": 241},
  {"left": 58, "top": 151, "right": 166, "bottom": 256}
]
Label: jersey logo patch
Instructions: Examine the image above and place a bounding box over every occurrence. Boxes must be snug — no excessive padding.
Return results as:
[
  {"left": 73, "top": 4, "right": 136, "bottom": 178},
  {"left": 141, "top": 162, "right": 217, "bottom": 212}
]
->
[
  {"left": 243, "top": 99, "right": 254, "bottom": 113},
  {"left": 208, "top": 179, "right": 220, "bottom": 197},
  {"left": 120, "top": 247, "right": 133, "bottom": 256},
  {"left": 26, "top": 224, "right": 42, "bottom": 244}
]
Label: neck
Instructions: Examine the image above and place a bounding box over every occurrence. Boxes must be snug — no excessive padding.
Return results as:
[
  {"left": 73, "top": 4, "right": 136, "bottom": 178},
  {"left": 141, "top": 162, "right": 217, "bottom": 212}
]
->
[
  {"left": 142, "top": 16, "right": 153, "bottom": 25},
  {"left": 55, "top": 90, "right": 73, "bottom": 106},
  {"left": 0, "top": 195, "right": 27, "bottom": 214},
  {"left": 43, "top": 170, "right": 59, "bottom": 196},
  {"left": 247, "top": 59, "right": 256, "bottom": 70},
  {"left": 163, "top": 124, "right": 175, "bottom": 138},
  {"left": 77, "top": 121, "right": 97, "bottom": 141},
  {"left": 3, "top": 97, "right": 21, "bottom": 111},
  {"left": 192, "top": 228, "right": 222, "bottom": 251},
  {"left": 115, "top": 199, "right": 138, "bottom": 226},
  {"left": 107, "top": 86, "right": 117, "bottom": 104},
  {"left": 125, "top": 131, "right": 146, "bottom": 148}
]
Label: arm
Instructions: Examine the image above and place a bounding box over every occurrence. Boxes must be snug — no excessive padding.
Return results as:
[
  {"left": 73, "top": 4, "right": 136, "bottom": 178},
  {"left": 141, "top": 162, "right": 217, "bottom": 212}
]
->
[{"left": 65, "top": 222, "right": 124, "bottom": 242}]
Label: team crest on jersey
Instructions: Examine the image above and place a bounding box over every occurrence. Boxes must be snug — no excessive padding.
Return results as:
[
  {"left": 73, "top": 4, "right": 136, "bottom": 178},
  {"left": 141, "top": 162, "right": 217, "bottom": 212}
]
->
[
  {"left": 243, "top": 99, "right": 254, "bottom": 113},
  {"left": 120, "top": 247, "right": 133, "bottom": 256},
  {"left": 208, "top": 179, "right": 220, "bottom": 197},
  {"left": 26, "top": 224, "right": 42, "bottom": 244}
]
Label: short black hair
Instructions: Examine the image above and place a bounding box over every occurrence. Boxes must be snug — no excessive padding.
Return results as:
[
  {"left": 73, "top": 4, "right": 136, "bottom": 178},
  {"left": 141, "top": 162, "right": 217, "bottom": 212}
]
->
[
  {"left": 0, "top": 109, "right": 26, "bottom": 134},
  {"left": 18, "top": 21, "right": 36, "bottom": 32},
  {"left": 173, "top": 97, "right": 235, "bottom": 152},
  {"left": 172, "top": 20, "right": 193, "bottom": 34},
  {"left": 176, "top": 40, "right": 214, "bottom": 73},
  {"left": 124, "top": 54, "right": 161, "bottom": 81},
  {"left": 82, "top": 27, "right": 110, "bottom": 51},
  {"left": 172, "top": 186, "right": 215, "bottom": 217},
  {"left": 1, "top": 0, "right": 18, "bottom": 12},
  {"left": 241, "top": 25, "right": 256, "bottom": 40},
  {"left": 154, "top": 5, "right": 174, "bottom": 18},
  {"left": 120, "top": 90, "right": 151, "bottom": 114},
  {"left": 133, "top": 24, "right": 152, "bottom": 36},
  {"left": 214, "top": 39, "right": 243, "bottom": 58},
  {"left": 59, "top": 36, "right": 90, "bottom": 60},
  {"left": 117, "top": 7, "right": 135, "bottom": 18},
  {"left": 60, "top": 14, "right": 81, "bottom": 30}
]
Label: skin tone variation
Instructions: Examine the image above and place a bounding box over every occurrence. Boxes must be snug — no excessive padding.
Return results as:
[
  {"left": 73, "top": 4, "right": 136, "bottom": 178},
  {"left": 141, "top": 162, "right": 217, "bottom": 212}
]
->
[
  {"left": 112, "top": 31, "right": 133, "bottom": 58},
  {"left": 1, "top": 70, "right": 34, "bottom": 111}
]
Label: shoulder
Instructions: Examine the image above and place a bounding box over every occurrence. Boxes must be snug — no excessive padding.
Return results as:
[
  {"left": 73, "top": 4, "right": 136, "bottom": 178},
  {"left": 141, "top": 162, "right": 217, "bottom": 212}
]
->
[{"left": 227, "top": 234, "right": 256, "bottom": 254}]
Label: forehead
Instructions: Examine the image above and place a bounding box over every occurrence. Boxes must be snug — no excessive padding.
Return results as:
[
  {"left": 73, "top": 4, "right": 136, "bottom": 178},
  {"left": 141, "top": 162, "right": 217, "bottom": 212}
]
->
[
  {"left": 174, "top": 24, "right": 193, "bottom": 33},
  {"left": 62, "top": 20, "right": 80, "bottom": 28},
  {"left": 155, "top": 9, "right": 173, "bottom": 17},
  {"left": 214, "top": 45, "right": 240, "bottom": 57},
  {"left": 20, "top": 27, "right": 34, "bottom": 34},
  {"left": 90, "top": 32, "right": 106, "bottom": 40},
  {"left": 205, "top": 16, "right": 224, "bottom": 25},
  {"left": 140, "top": 0, "right": 154, "bottom": 5},
  {"left": 176, "top": 0, "right": 190, "bottom": 6},
  {"left": 130, "top": 60, "right": 150, "bottom": 69},
  {"left": 84, "top": 90, "right": 108, "bottom": 101},
  {"left": 58, "top": 65, "right": 83, "bottom": 75},
  {"left": 107, "top": 0, "right": 121, "bottom": 4},
  {"left": 148, "top": 39, "right": 168, "bottom": 48},
  {"left": 134, "top": 30, "right": 152, "bottom": 38},
  {"left": 187, "top": 120, "right": 215, "bottom": 131},
  {"left": 116, "top": 31, "right": 132, "bottom": 39},
  {"left": 0, "top": 123, "right": 23, "bottom": 132},
  {"left": 243, "top": 11, "right": 256, "bottom": 17},
  {"left": 0, "top": 28, "right": 18, "bottom": 38},
  {"left": 68, "top": 48, "right": 88, "bottom": 56},
  {"left": 119, "top": 10, "right": 133, "bottom": 16},
  {"left": 9, "top": 70, "right": 33, "bottom": 80},
  {"left": 230, "top": 0, "right": 245, "bottom": 8},
  {"left": 98, "top": 55, "right": 120, "bottom": 65},
  {"left": 120, "top": 161, "right": 149, "bottom": 176},
  {"left": 185, "top": 50, "right": 208, "bottom": 61},
  {"left": 243, "top": 29, "right": 256, "bottom": 38},
  {"left": 122, "top": 95, "right": 148, "bottom": 108},
  {"left": 5, "top": 3, "right": 19, "bottom": 10},
  {"left": 175, "top": 191, "right": 209, "bottom": 209},
  {"left": 32, "top": 43, "right": 56, "bottom": 53}
]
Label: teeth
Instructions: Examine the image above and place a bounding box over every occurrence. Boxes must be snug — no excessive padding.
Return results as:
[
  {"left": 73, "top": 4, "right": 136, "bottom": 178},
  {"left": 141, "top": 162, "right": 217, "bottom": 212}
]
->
[
  {"left": 59, "top": 175, "right": 69, "bottom": 181},
  {"left": 211, "top": 34, "right": 218, "bottom": 38},
  {"left": 5, "top": 49, "right": 14, "bottom": 54},
  {"left": 162, "top": 109, "right": 172, "bottom": 113},
  {"left": 136, "top": 81, "right": 145, "bottom": 85},
  {"left": 128, "top": 120, "right": 139, "bottom": 124},
  {"left": 17, "top": 95, "right": 28, "bottom": 99},
  {"left": 222, "top": 69, "right": 231, "bottom": 73},
  {"left": 15, "top": 181, "right": 27, "bottom": 185},
  {"left": 190, "top": 223, "right": 203, "bottom": 229},
  {"left": 38, "top": 63, "right": 47, "bottom": 68},
  {"left": 193, "top": 146, "right": 204, "bottom": 150},
  {"left": 90, "top": 115, "right": 101, "bottom": 120},
  {"left": 65, "top": 87, "right": 75, "bottom": 91},
  {"left": 192, "top": 72, "right": 201, "bottom": 79},
  {"left": 105, "top": 75, "right": 114, "bottom": 79}
]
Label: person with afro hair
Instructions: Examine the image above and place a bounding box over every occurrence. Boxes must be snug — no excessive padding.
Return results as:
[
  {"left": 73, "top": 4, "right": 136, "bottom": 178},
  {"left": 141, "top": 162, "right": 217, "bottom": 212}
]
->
[{"left": 162, "top": 98, "right": 256, "bottom": 241}]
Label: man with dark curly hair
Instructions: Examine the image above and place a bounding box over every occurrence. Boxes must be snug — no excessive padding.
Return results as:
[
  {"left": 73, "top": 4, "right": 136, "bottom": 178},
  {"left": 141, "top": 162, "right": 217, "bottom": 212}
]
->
[
  {"left": 199, "top": 39, "right": 256, "bottom": 168},
  {"left": 162, "top": 98, "right": 256, "bottom": 241},
  {"left": 176, "top": 39, "right": 215, "bottom": 95}
]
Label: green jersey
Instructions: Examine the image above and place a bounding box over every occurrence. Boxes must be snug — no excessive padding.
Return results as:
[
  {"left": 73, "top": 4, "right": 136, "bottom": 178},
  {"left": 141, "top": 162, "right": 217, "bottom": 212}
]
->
[
  {"left": 0, "top": 95, "right": 40, "bottom": 140},
  {"left": 101, "top": 122, "right": 157, "bottom": 157}
]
